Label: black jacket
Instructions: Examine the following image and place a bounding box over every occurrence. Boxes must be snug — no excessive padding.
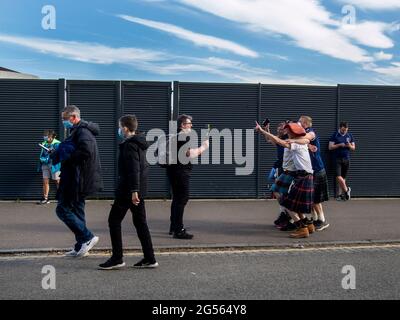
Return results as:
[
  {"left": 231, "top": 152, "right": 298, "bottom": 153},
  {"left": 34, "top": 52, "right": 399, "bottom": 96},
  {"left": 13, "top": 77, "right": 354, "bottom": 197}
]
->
[
  {"left": 56, "top": 120, "right": 103, "bottom": 200},
  {"left": 116, "top": 133, "right": 149, "bottom": 198}
]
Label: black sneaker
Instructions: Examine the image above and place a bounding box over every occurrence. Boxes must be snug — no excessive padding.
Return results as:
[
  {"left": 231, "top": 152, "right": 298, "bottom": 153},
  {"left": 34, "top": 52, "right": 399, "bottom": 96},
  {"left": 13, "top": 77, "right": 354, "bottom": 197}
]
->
[
  {"left": 133, "top": 258, "right": 159, "bottom": 268},
  {"left": 98, "top": 258, "right": 126, "bottom": 270},
  {"left": 173, "top": 229, "right": 194, "bottom": 239},
  {"left": 280, "top": 222, "right": 297, "bottom": 231},
  {"left": 37, "top": 198, "right": 50, "bottom": 205},
  {"left": 169, "top": 226, "right": 174, "bottom": 235},
  {"left": 274, "top": 212, "right": 288, "bottom": 226},
  {"left": 315, "top": 220, "right": 330, "bottom": 231},
  {"left": 313, "top": 220, "right": 323, "bottom": 229},
  {"left": 336, "top": 194, "right": 346, "bottom": 201}
]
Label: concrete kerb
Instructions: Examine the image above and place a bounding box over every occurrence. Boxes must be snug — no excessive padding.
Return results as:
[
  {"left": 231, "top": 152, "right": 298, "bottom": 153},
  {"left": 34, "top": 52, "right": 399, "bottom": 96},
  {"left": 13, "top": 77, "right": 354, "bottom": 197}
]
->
[{"left": 2, "top": 239, "right": 400, "bottom": 257}]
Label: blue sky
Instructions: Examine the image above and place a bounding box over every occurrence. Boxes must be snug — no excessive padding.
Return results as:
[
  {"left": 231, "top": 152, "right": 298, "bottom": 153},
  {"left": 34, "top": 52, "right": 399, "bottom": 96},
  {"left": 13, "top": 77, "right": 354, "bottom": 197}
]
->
[{"left": 1, "top": 0, "right": 400, "bottom": 84}]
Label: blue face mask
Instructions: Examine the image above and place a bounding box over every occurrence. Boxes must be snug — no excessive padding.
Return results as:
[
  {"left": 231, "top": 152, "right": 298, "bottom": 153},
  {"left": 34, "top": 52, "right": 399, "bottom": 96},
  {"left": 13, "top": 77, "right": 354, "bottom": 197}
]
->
[
  {"left": 118, "top": 128, "right": 124, "bottom": 139},
  {"left": 63, "top": 120, "right": 74, "bottom": 129}
]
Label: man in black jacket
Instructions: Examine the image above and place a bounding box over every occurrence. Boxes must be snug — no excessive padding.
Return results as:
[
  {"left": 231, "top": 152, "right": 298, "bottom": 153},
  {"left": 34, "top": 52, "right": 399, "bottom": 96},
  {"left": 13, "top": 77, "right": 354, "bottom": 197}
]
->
[
  {"left": 99, "top": 115, "right": 158, "bottom": 270},
  {"left": 52, "top": 105, "right": 103, "bottom": 258}
]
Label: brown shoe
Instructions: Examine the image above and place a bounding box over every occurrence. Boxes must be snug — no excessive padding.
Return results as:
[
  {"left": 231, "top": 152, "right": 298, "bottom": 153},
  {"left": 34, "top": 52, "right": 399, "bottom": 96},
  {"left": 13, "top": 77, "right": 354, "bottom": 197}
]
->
[
  {"left": 307, "top": 223, "right": 315, "bottom": 234},
  {"left": 290, "top": 227, "right": 309, "bottom": 238}
]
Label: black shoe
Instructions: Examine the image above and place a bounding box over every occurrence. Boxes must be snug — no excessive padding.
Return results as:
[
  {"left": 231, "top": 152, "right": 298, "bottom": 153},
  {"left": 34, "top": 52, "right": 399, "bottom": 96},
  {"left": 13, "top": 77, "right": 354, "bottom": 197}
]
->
[
  {"left": 169, "top": 226, "right": 174, "bottom": 235},
  {"left": 280, "top": 222, "right": 297, "bottom": 231},
  {"left": 315, "top": 220, "right": 330, "bottom": 231},
  {"left": 173, "top": 229, "right": 194, "bottom": 239},
  {"left": 37, "top": 198, "right": 50, "bottom": 205},
  {"left": 98, "top": 258, "right": 126, "bottom": 270},
  {"left": 336, "top": 194, "right": 346, "bottom": 201},
  {"left": 313, "top": 220, "right": 323, "bottom": 228},
  {"left": 133, "top": 258, "right": 159, "bottom": 268},
  {"left": 274, "top": 212, "right": 289, "bottom": 226}
]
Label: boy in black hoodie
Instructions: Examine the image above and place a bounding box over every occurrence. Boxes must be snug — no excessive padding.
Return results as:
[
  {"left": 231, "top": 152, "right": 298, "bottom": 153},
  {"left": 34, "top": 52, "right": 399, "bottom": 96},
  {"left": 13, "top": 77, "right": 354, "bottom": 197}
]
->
[{"left": 99, "top": 115, "right": 158, "bottom": 270}]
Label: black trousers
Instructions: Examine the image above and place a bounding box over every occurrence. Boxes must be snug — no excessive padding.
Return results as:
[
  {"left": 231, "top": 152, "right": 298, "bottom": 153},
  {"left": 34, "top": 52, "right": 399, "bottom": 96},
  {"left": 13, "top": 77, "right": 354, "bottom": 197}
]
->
[
  {"left": 167, "top": 167, "right": 191, "bottom": 233},
  {"left": 108, "top": 196, "right": 155, "bottom": 262}
]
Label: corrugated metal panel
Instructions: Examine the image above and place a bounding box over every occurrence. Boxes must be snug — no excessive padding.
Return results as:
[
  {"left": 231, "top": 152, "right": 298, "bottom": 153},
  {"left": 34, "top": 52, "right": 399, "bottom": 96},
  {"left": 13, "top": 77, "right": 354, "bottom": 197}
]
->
[
  {"left": 1, "top": 79, "right": 398, "bottom": 200},
  {"left": 338, "top": 85, "right": 400, "bottom": 197},
  {"left": 67, "top": 80, "right": 118, "bottom": 197},
  {"left": 0, "top": 79, "right": 60, "bottom": 200},
  {"left": 259, "top": 85, "right": 337, "bottom": 199},
  {"left": 178, "top": 82, "right": 259, "bottom": 198},
  {"left": 122, "top": 81, "right": 171, "bottom": 197}
]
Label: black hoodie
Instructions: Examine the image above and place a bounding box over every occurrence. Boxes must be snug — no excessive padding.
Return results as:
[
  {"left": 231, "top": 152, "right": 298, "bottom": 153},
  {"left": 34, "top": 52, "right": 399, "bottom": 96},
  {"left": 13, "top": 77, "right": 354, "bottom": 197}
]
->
[
  {"left": 57, "top": 120, "right": 104, "bottom": 200},
  {"left": 116, "top": 133, "right": 149, "bottom": 198}
]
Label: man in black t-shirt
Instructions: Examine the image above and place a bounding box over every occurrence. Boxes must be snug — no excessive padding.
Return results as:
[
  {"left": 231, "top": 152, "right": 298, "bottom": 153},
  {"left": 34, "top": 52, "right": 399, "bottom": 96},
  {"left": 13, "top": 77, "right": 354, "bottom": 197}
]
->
[{"left": 167, "top": 114, "right": 209, "bottom": 239}]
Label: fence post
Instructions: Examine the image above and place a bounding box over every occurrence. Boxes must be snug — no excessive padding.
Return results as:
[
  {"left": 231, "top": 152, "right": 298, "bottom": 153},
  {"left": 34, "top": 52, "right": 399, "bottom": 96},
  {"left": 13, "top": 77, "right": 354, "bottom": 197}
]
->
[{"left": 58, "top": 78, "right": 66, "bottom": 140}]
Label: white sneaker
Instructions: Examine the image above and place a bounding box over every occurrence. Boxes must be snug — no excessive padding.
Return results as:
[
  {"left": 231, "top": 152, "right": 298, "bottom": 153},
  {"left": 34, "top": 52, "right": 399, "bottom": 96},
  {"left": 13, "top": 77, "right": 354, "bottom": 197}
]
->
[
  {"left": 346, "top": 187, "right": 352, "bottom": 200},
  {"left": 76, "top": 236, "right": 99, "bottom": 257},
  {"left": 64, "top": 249, "right": 78, "bottom": 257},
  {"left": 65, "top": 249, "right": 89, "bottom": 257}
]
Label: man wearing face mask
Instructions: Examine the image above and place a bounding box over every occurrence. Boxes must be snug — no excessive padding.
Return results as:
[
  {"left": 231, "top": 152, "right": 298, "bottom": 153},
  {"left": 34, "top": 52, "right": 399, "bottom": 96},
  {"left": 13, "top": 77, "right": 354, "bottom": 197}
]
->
[
  {"left": 37, "top": 130, "right": 61, "bottom": 204},
  {"left": 99, "top": 115, "right": 158, "bottom": 270},
  {"left": 51, "top": 105, "right": 103, "bottom": 258}
]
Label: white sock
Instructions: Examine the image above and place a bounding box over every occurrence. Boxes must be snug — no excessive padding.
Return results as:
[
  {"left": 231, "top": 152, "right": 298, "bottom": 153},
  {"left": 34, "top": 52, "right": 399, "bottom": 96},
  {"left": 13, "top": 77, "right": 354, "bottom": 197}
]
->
[
  {"left": 318, "top": 211, "right": 326, "bottom": 223},
  {"left": 311, "top": 210, "right": 318, "bottom": 221}
]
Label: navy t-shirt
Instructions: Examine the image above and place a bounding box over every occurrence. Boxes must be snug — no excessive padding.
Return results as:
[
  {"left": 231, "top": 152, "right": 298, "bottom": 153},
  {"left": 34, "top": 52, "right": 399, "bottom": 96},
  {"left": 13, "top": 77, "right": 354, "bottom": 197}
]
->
[
  {"left": 329, "top": 131, "right": 354, "bottom": 160},
  {"left": 306, "top": 128, "right": 325, "bottom": 172}
]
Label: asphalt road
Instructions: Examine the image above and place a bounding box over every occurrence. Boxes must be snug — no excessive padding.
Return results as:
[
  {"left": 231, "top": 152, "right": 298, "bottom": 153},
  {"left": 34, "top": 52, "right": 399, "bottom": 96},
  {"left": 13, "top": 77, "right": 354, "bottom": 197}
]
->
[{"left": 1, "top": 245, "right": 399, "bottom": 300}]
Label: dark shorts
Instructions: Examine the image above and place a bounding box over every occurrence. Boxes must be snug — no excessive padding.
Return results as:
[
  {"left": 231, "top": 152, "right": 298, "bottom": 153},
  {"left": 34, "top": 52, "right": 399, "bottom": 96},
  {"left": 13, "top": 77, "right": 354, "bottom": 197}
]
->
[
  {"left": 335, "top": 158, "right": 350, "bottom": 178},
  {"left": 280, "top": 174, "right": 314, "bottom": 214},
  {"left": 271, "top": 173, "right": 295, "bottom": 195},
  {"left": 313, "top": 169, "right": 329, "bottom": 204}
]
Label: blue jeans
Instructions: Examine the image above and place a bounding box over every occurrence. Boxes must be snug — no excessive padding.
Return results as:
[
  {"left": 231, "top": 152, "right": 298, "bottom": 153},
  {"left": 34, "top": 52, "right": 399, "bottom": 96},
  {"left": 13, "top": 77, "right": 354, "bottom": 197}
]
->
[{"left": 56, "top": 194, "right": 94, "bottom": 251}]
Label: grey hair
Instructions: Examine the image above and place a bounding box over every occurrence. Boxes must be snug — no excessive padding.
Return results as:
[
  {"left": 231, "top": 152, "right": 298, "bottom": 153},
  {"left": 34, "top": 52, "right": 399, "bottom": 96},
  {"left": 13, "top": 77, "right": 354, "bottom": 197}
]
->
[{"left": 62, "top": 105, "right": 81, "bottom": 118}]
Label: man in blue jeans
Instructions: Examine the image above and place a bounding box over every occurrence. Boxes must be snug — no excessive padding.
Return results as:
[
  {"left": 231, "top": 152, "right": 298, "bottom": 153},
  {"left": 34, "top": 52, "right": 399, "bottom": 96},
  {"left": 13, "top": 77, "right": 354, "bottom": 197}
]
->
[
  {"left": 329, "top": 121, "right": 356, "bottom": 201},
  {"left": 51, "top": 105, "right": 103, "bottom": 257}
]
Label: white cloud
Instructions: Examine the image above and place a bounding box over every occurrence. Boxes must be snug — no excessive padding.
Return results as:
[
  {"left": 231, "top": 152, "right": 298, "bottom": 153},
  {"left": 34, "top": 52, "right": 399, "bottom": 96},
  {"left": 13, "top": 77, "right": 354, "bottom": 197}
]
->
[
  {"left": 263, "top": 52, "right": 290, "bottom": 61},
  {"left": 373, "top": 51, "right": 393, "bottom": 61},
  {"left": 177, "top": 0, "right": 397, "bottom": 63},
  {"left": 337, "top": 0, "right": 400, "bottom": 10},
  {"left": 0, "top": 33, "right": 320, "bottom": 84},
  {"left": 338, "top": 21, "right": 394, "bottom": 48},
  {"left": 117, "top": 14, "right": 258, "bottom": 58},
  {"left": 365, "top": 62, "right": 400, "bottom": 77},
  {"left": 0, "top": 34, "right": 165, "bottom": 65},
  {"left": 141, "top": 56, "right": 330, "bottom": 84}
]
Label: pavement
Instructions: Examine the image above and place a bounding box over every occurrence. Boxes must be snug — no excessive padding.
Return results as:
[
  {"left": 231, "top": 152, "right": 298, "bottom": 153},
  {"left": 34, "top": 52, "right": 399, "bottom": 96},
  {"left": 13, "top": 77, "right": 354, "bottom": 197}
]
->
[{"left": 0, "top": 199, "right": 399, "bottom": 253}]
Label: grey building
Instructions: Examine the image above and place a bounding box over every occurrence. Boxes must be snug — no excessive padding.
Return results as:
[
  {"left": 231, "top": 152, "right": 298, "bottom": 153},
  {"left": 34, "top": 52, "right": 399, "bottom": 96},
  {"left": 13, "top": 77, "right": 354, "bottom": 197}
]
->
[{"left": 0, "top": 67, "right": 38, "bottom": 79}]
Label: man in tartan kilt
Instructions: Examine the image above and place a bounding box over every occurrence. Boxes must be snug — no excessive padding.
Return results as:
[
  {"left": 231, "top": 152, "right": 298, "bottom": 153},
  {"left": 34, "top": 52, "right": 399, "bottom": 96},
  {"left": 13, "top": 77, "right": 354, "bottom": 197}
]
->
[
  {"left": 263, "top": 121, "right": 296, "bottom": 230},
  {"left": 299, "top": 116, "right": 330, "bottom": 232},
  {"left": 255, "top": 121, "right": 315, "bottom": 238}
]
